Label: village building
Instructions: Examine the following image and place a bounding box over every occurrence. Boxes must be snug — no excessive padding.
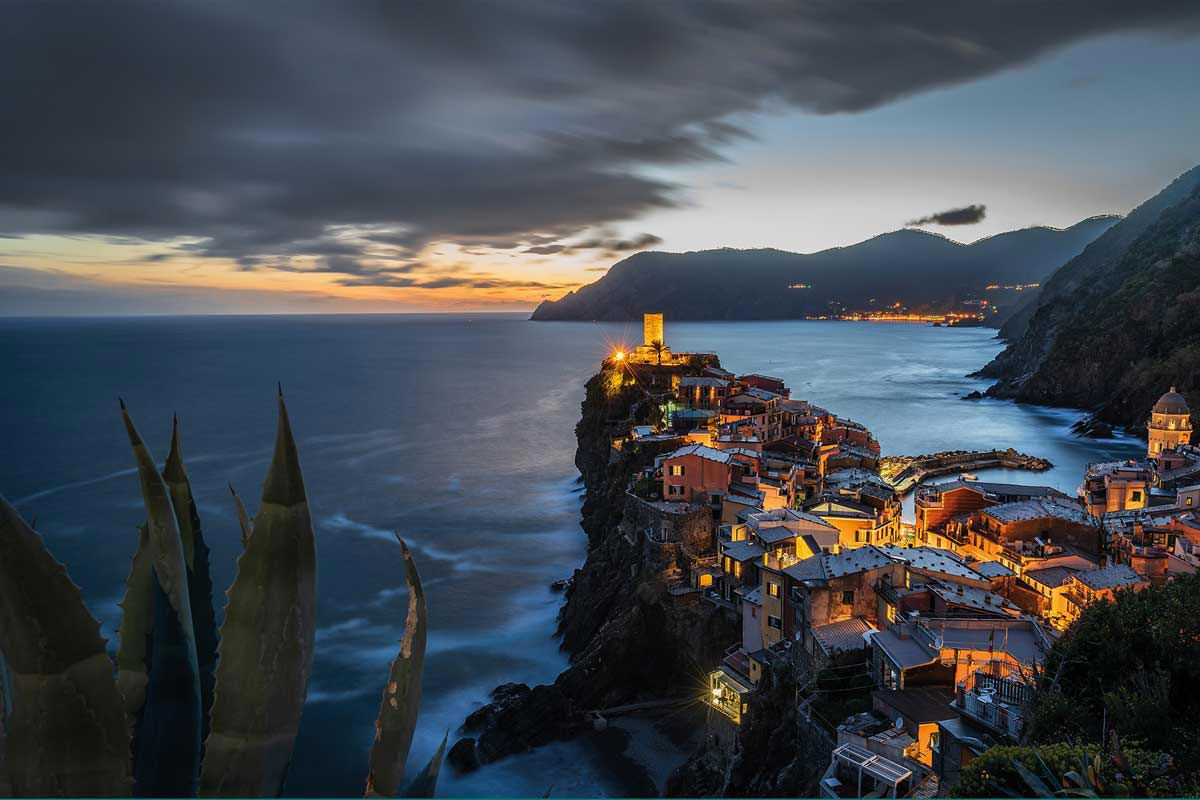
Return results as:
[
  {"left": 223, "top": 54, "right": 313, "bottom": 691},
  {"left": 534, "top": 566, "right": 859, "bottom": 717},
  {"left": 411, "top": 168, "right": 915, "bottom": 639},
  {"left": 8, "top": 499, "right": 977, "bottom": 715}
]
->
[
  {"left": 738, "top": 373, "right": 789, "bottom": 397},
  {"left": 714, "top": 507, "right": 841, "bottom": 648},
  {"left": 676, "top": 375, "right": 731, "bottom": 409},
  {"left": 783, "top": 546, "right": 902, "bottom": 659},
  {"left": 914, "top": 479, "right": 1069, "bottom": 550},
  {"left": 868, "top": 615, "right": 1047, "bottom": 695},
  {"left": 1057, "top": 563, "right": 1149, "bottom": 627},
  {"left": 722, "top": 388, "right": 785, "bottom": 443},
  {"left": 658, "top": 443, "right": 758, "bottom": 507},
  {"left": 1148, "top": 386, "right": 1192, "bottom": 459},
  {"left": 1080, "top": 460, "right": 1153, "bottom": 516},
  {"left": 937, "top": 497, "right": 1101, "bottom": 574}
]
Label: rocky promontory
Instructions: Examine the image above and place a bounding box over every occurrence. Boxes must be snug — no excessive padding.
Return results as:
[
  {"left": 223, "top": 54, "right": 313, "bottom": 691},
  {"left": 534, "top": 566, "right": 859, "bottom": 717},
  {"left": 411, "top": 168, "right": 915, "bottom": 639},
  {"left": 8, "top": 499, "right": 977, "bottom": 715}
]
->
[{"left": 449, "top": 362, "right": 738, "bottom": 772}]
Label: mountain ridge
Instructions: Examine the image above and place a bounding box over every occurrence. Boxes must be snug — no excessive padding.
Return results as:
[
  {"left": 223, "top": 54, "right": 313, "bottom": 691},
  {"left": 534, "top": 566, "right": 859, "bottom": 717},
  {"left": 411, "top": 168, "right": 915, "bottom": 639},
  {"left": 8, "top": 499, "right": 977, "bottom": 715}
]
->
[
  {"left": 531, "top": 216, "right": 1120, "bottom": 323},
  {"left": 978, "top": 164, "right": 1200, "bottom": 430}
]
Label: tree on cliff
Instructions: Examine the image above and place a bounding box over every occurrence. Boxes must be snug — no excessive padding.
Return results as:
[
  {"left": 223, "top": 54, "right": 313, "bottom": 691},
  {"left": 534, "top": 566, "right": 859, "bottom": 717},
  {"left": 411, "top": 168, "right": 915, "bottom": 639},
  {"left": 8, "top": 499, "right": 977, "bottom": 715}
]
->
[{"left": 1016, "top": 575, "right": 1200, "bottom": 792}]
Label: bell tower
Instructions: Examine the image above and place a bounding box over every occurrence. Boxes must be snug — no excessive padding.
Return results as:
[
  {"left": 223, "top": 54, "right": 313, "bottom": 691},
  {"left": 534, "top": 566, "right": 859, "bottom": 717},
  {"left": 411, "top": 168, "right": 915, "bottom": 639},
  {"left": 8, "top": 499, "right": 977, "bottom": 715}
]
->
[{"left": 1148, "top": 386, "right": 1191, "bottom": 459}]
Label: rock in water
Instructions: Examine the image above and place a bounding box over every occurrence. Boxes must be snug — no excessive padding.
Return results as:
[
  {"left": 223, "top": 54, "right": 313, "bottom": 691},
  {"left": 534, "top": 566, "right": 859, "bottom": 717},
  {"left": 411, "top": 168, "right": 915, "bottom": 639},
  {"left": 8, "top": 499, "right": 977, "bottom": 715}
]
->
[
  {"left": 1071, "top": 416, "right": 1114, "bottom": 439},
  {"left": 445, "top": 738, "right": 480, "bottom": 774}
]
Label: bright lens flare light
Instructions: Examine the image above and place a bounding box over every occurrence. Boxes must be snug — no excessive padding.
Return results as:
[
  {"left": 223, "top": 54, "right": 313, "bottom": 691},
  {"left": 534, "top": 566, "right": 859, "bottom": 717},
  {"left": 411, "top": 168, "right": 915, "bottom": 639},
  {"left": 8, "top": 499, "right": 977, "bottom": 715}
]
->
[{"left": 614, "top": 350, "right": 625, "bottom": 361}]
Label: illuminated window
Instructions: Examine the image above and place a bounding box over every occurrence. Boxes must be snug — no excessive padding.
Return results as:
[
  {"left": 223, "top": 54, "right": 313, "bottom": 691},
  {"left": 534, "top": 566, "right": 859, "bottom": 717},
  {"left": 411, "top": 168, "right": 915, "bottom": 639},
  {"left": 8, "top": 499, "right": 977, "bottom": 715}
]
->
[
  {"left": 768, "top": 581, "right": 780, "bottom": 598},
  {"left": 670, "top": 464, "right": 685, "bottom": 476},
  {"left": 1188, "top": 497, "right": 1194, "bottom": 506}
]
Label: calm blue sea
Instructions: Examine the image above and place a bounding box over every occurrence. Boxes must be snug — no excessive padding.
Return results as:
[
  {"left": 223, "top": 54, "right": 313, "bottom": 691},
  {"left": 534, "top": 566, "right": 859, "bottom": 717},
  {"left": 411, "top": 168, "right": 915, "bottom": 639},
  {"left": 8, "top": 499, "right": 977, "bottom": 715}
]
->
[{"left": 0, "top": 314, "right": 1143, "bottom": 796}]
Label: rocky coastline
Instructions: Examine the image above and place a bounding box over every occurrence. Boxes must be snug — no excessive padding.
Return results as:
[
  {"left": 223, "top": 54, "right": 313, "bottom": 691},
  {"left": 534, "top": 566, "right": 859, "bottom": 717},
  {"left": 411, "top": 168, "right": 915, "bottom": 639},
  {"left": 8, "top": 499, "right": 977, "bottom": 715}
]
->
[{"left": 448, "top": 364, "right": 738, "bottom": 777}]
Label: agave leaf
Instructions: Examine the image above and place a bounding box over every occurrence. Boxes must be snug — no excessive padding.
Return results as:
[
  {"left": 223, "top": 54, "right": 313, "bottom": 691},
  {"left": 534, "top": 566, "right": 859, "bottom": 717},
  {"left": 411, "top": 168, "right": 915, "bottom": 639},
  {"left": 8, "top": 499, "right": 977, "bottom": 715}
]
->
[
  {"left": 365, "top": 535, "right": 428, "bottom": 798},
  {"left": 1012, "top": 757, "right": 1056, "bottom": 798},
  {"left": 200, "top": 390, "right": 317, "bottom": 797},
  {"left": 164, "top": 416, "right": 220, "bottom": 749},
  {"left": 399, "top": 732, "right": 447, "bottom": 798},
  {"left": 115, "top": 524, "right": 154, "bottom": 725},
  {"left": 1064, "top": 770, "right": 1090, "bottom": 789},
  {"left": 122, "top": 402, "right": 203, "bottom": 796},
  {"left": 985, "top": 779, "right": 1022, "bottom": 799},
  {"left": 1035, "top": 748, "right": 1061, "bottom": 790},
  {"left": 0, "top": 494, "right": 131, "bottom": 796},
  {"left": 228, "top": 483, "right": 252, "bottom": 548}
]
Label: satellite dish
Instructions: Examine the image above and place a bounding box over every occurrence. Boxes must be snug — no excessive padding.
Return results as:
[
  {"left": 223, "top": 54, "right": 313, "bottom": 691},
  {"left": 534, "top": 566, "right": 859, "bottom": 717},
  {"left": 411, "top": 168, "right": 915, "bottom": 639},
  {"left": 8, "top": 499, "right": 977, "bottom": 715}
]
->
[{"left": 895, "top": 716, "right": 904, "bottom": 729}]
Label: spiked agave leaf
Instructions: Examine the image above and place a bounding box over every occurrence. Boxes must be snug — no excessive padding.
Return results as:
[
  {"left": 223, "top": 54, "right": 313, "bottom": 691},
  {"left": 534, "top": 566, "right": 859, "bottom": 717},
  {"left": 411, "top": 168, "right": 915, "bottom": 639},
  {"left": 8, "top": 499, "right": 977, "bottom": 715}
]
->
[
  {"left": 115, "top": 523, "right": 154, "bottom": 725},
  {"left": 163, "top": 417, "right": 220, "bottom": 750},
  {"left": 228, "top": 483, "right": 252, "bottom": 548},
  {"left": 400, "top": 732, "right": 447, "bottom": 798},
  {"left": 200, "top": 390, "right": 317, "bottom": 797},
  {"left": 365, "top": 536, "right": 428, "bottom": 798},
  {"left": 0, "top": 494, "right": 131, "bottom": 796},
  {"left": 121, "top": 402, "right": 203, "bottom": 797}
]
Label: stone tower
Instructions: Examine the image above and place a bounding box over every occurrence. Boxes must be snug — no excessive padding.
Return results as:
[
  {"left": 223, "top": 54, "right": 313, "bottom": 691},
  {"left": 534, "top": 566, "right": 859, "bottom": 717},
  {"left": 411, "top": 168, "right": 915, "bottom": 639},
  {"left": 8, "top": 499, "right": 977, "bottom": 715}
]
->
[
  {"left": 643, "top": 312, "right": 664, "bottom": 347},
  {"left": 1148, "top": 386, "right": 1191, "bottom": 459}
]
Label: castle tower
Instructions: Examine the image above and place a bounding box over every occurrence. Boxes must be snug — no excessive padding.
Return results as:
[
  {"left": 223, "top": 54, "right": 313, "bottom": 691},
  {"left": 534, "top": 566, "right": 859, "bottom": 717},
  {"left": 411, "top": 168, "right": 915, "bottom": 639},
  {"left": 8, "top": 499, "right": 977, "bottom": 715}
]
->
[
  {"left": 1148, "top": 386, "right": 1191, "bottom": 459},
  {"left": 643, "top": 312, "right": 664, "bottom": 347}
]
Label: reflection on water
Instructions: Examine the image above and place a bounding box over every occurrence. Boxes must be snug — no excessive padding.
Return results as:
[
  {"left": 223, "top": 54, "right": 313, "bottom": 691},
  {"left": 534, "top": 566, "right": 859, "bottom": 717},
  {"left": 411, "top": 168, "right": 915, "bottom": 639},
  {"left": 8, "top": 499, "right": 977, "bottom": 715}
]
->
[{"left": 0, "top": 315, "right": 1144, "bottom": 797}]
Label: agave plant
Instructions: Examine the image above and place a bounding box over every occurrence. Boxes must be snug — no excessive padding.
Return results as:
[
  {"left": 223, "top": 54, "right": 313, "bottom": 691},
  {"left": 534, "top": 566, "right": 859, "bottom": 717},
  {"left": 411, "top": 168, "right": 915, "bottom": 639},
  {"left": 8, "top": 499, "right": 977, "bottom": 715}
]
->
[{"left": 0, "top": 390, "right": 438, "bottom": 797}]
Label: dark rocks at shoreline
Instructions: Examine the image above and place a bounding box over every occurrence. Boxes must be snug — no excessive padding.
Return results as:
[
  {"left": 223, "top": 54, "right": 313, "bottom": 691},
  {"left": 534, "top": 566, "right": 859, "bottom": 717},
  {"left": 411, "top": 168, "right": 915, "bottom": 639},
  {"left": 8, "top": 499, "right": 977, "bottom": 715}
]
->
[
  {"left": 445, "top": 737, "right": 480, "bottom": 773},
  {"left": 454, "top": 683, "right": 581, "bottom": 768},
  {"left": 962, "top": 390, "right": 985, "bottom": 400},
  {"left": 1071, "top": 416, "right": 1115, "bottom": 439}
]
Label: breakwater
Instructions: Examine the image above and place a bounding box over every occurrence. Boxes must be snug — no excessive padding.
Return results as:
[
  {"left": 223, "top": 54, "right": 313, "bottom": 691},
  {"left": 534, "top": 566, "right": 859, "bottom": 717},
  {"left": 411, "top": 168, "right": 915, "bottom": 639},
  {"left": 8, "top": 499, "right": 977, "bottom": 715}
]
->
[{"left": 880, "top": 448, "right": 1052, "bottom": 494}]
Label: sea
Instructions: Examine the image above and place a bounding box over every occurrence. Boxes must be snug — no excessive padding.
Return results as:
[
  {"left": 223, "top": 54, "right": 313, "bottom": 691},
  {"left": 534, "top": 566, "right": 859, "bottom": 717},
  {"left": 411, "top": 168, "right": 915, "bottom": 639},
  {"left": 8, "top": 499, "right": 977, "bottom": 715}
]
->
[{"left": 0, "top": 314, "right": 1145, "bottom": 797}]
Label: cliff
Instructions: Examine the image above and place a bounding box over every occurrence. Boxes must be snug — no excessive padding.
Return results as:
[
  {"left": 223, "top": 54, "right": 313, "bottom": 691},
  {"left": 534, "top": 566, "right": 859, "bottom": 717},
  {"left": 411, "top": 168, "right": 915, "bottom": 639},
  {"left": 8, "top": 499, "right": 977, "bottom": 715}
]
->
[
  {"left": 530, "top": 218, "right": 1117, "bottom": 323},
  {"left": 450, "top": 364, "right": 738, "bottom": 769},
  {"left": 977, "top": 165, "right": 1200, "bottom": 431}
]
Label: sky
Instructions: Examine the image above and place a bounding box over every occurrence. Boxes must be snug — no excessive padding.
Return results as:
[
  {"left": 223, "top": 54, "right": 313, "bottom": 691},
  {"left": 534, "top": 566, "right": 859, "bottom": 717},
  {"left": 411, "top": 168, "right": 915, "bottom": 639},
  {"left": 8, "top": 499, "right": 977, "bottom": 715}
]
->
[{"left": 3, "top": 1, "right": 1200, "bottom": 315}]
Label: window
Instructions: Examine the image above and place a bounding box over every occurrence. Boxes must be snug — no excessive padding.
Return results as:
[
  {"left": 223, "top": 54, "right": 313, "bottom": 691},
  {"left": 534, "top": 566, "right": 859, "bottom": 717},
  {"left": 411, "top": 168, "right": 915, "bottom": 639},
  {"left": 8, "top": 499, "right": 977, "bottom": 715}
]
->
[
  {"left": 842, "top": 590, "right": 855, "bottom": 605},
  {"left": 767, "top": 615, "right": 782, "bottom": 629},
  {"left": 1188, "top": 497, "right": 1194, "bottom": 506},
  {"left": 1131, "top": 490, "right": 1142, "bottom": 503},
  {"left": 668, "top": 484, "right": 685, "bottom": 496},
  {"left": 669, "top": 464, "right": 685, "bottom": 476},
  {"left": 767, "top": 581, "right": 780, "bottom": 598}
]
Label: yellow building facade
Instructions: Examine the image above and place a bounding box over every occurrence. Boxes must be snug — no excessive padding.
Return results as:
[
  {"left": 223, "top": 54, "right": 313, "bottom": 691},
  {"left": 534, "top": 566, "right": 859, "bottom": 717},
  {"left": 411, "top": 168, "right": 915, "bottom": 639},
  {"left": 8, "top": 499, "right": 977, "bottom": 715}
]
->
[{"left": 1148, "top": 386, "right": 1191, "bottom": 458}]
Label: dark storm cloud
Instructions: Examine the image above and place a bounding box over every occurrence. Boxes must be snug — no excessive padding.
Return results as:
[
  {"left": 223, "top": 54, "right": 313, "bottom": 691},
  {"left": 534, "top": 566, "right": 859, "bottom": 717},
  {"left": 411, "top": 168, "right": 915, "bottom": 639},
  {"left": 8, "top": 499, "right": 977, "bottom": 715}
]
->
[
  {"left": 524, "top": 232, "right": 662, "bottom": 256},
  {"left": 907, "top": 204, "right": 988, "bottom": 226},
  {"left": 3, "top": 1, "right": 1199, "bottom": 278}
]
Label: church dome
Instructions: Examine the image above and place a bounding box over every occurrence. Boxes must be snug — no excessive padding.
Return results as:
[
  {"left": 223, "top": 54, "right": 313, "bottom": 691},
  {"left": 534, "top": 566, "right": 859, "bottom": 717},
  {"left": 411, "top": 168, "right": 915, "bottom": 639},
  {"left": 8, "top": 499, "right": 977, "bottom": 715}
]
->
[{"left": 1153, "top": 386, "right": 1190, "bottom": 416}]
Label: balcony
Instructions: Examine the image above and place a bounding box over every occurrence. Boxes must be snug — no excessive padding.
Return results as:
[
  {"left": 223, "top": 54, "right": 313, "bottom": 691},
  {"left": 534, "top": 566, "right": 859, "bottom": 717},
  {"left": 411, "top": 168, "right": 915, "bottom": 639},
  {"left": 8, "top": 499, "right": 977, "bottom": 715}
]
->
[{"left": 954, "top": 662, "right": 1031, "bottom": 741}]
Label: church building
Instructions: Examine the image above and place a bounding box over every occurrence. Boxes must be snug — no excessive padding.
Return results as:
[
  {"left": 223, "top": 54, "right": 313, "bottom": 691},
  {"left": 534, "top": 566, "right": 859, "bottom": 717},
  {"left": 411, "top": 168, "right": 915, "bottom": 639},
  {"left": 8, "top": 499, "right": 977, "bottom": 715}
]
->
[{"left": 1148, "top": 386, "right": 1192, "bottom": 460}]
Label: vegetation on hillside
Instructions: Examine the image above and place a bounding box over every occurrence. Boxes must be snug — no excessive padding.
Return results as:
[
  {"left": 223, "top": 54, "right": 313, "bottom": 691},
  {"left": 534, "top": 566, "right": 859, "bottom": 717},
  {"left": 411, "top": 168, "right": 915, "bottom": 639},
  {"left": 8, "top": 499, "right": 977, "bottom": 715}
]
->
[
  {"left": 953, "top": 575, "right": 1200, "bottom": 796},
  {"left": 981, "top": 165, "right": 1200, "bottom": 433}
]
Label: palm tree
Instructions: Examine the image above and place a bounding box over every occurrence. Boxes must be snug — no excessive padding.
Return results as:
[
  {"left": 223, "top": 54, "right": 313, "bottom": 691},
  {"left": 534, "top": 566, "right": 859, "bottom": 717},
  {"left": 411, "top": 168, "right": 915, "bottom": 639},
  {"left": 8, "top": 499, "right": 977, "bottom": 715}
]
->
[{"left": 650, "top": 339, "right": 666, "bottom": 365}]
